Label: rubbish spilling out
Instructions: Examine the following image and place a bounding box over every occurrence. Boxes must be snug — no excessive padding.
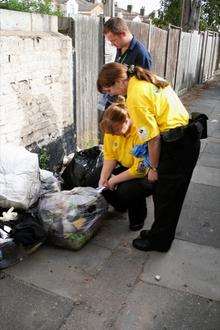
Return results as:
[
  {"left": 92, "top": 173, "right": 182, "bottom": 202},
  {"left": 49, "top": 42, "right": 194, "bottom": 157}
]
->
[{"left": 0, "top": 144, "right": 108, "bottom": 270}]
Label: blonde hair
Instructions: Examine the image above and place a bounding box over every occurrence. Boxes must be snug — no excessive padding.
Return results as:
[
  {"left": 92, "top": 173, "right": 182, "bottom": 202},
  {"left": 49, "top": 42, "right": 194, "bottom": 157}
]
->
[
  {"left": 100, "top": 97, "right": 128, "bottom": 134},
  {"left": 97, "top": 63, "right": 169, "bottom": 93}
]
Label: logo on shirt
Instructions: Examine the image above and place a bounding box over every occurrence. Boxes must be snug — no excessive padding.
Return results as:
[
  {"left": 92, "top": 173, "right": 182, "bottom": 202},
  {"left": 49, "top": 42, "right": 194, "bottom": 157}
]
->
[
  {"left": 113, "top": 141, "right": 119, "bottom": 149},
  {"left": 138, "top": 127, "right": 148, "bottom": 141}
]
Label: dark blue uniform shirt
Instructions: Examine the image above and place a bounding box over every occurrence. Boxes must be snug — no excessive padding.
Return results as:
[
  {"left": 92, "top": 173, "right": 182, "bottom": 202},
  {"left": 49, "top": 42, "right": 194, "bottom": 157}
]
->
[{"left": 115, "top": 35, "right": 152, "bottom": 69}]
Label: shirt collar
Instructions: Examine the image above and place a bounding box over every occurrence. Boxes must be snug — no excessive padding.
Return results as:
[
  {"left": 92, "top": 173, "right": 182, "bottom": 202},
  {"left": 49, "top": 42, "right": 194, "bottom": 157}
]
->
[
  {"left": 129, "top": 35, "right": 137, "bottom": 50},
  {"left": 118, "top": 35, "right": 137, "bottom": 55}
]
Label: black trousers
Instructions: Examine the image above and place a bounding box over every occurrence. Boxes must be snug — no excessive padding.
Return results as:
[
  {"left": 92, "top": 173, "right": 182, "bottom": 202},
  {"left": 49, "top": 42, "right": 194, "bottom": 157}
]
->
[
  {"left": 102, "top": 170, "right": 154, "bottom": 227},
  {"left": 148, "top": 128, "right": 201, "bottom": 250}
]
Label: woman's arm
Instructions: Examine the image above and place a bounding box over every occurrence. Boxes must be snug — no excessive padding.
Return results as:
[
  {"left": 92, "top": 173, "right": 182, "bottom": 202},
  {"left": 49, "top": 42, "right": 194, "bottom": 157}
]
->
[
  {"left": 148, "top": 135, "right": 161, "bottom": 182},
  {"left": 107, "top": 169, "right": 137, "bottom": 190},
  {"left": 99, "top": 159, "right": 117, "bottom": 187}
]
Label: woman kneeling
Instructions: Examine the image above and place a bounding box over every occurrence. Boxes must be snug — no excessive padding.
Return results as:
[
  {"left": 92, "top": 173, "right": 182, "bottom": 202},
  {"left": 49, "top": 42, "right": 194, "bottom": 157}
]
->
[{"left": 99, "top": 99, "right": 154, "bottom": 231}]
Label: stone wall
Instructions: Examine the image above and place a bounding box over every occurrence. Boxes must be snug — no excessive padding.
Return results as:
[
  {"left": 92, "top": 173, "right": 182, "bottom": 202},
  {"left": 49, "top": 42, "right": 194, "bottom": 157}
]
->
[{"left": 0, "top": 9, "right": 75, "bottom": 169}]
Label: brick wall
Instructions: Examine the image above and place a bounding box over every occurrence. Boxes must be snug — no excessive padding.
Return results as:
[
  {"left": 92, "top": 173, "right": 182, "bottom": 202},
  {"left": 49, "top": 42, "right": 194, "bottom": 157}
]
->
[{"left": 0, "top": 10, "right": 75, "bottom": 169}]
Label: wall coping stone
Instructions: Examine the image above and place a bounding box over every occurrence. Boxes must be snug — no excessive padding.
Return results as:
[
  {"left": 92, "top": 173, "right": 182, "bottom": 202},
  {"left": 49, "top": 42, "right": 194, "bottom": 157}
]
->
[{"left": 0, "top": 9, "right": 58, "bottom": 32}]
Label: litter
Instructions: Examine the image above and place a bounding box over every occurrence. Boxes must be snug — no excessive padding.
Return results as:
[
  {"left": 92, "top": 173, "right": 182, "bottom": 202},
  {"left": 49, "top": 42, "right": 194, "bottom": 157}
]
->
[
  {"left": 61, "top": 146, "right": 103, "bottom": 190},
  {"left": 38, "top": 187, "right": 108, "bottom": 250},
  {"left": 0, "top": 207, "right": 18, "bottom": 222},
  {"left": 0, "top": 210, "right": 46, "bottom": 269},
  {"left": 0, "top": 144, "right": 40, "bottom": 209},
  {"left": 154, "top": 275, "right": 161, "bottom": 281},
  {"left": 39, "top": 169, "right": 61, "bottom": 196}
]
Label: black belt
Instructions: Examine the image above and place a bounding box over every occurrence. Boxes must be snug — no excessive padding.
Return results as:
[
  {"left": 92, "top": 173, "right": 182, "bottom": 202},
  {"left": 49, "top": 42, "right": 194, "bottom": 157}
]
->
[
  {"left": 161, "top": 126, "right": 187, "bottom": 142},
  {"left": 161, "top": 112, "right": 208, "bottom": 143}
]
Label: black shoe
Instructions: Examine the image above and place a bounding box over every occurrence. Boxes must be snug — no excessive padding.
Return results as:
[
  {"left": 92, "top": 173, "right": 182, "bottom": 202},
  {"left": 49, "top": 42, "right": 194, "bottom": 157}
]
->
[
  {"left": 140, "top": 229, "right": 150, "bottom": 239},
  {"left": 129, "top": 223, "right": 144, "bottom": 231},
  {"left": 132, "top": 238, "right": 170, "bottom": 252}
]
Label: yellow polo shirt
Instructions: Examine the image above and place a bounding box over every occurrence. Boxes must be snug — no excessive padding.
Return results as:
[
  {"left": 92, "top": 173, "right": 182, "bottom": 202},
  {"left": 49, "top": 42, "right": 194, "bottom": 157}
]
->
[
  {"left": 104, "top": 125, "right": 148, "bottom": 177},
  {"left": 126, "top": 76, "right": 189, "bottom": 142}
]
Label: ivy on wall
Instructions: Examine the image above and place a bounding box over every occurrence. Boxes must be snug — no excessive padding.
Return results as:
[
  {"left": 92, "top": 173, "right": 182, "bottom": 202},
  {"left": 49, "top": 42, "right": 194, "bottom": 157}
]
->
[{"left": 0, "top": 0, "right": 63, "bottom": 16}]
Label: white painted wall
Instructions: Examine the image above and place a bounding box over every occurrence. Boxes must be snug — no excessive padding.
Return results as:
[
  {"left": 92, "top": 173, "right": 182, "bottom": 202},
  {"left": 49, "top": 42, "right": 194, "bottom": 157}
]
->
[{"left": 0, "top": 10, "right": 73, "bottom": 149}]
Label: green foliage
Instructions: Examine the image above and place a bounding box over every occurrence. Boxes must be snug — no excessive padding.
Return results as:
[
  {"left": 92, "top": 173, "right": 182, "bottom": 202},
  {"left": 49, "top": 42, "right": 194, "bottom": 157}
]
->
[
  {"left": 39, "top": 147, "right": 50, "bottom": 169},
  {"left": 199, "top": 0, "right": 220, "bottom": 31},
  {"left": 0, "top": 0, "right": 63, "bottom": 16},
  {"left": 149, "top": 0, "right": 181, "bottom": 29},
  {"left": 150, "top": 0, "right": 220, "bottom": 32},
  {"left": 68, "top": 233, "right": 86, "bottom": 243}
]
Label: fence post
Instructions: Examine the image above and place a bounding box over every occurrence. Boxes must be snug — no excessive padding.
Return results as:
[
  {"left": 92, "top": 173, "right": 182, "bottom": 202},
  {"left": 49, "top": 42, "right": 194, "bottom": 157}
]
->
[
  {"left": 174, "top": 27, "right": 182, "bottom": 92},
  {"left": 164, "top": 24, "right": 171, "bottom": 79},
  {"left": 58, "top": 16, "right": 77, "bottom": 148},
  {"left": 187, "top": 30, "right": 193, "bottom": 90},
  {"left": 200, "top": 30, "right": 208, "bottom": 83},
  {"left": 208, "top": 31, "right": 215, "bottom": 79},
  {"left": 99, "top": 15, "right": 105, "bottom": 70},
  {"left": 148, "top": 19, "right": 152, "bottom": 52}
]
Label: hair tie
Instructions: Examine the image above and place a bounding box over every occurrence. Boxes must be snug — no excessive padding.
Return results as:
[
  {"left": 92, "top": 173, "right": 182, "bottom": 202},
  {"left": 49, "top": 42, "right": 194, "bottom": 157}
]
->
[{"left": 127, "top": 64, "right": 135, "bottom": 75}]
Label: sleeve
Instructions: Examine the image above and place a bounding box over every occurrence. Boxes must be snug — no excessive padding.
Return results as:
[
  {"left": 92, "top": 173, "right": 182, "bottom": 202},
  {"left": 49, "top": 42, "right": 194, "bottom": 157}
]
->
[
  {"left": 131, "top": 109, "right": 160, "bottom": 142},
  {"left": 126, "top": 83, "right": 160, "bottom": 142},
  {"left": 103, "top": 134, "right": 116, "bottom": 160}
]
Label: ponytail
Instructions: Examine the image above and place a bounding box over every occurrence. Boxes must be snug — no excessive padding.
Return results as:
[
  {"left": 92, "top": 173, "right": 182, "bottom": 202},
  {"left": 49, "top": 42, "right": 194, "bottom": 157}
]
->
[
  {"left": 127, "top": 65, "right": 169, "bottom": 88},
  {"left": 97, "top": 62, "right": 169, "bottom": 94}
]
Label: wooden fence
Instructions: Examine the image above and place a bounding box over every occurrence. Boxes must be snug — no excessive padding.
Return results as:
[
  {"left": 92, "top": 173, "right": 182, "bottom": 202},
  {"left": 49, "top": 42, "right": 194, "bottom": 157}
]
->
[
  {"left": 59, "top": 15, "right": 103, "bottom": 148},
  {"left": 59, "top": 16, "right": 219, "bottom": 148}
]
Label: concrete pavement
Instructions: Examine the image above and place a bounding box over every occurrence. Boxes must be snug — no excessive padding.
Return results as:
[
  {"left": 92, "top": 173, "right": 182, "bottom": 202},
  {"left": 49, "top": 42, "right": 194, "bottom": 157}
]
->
[{"left": 1, "top": 75, "right": 220, "bottom": 330}]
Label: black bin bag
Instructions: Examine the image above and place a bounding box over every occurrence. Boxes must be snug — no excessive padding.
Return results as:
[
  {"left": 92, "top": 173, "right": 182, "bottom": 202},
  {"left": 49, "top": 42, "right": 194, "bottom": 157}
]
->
[{"left": 61, "top": 146, "right": 103, "bottom": 190}]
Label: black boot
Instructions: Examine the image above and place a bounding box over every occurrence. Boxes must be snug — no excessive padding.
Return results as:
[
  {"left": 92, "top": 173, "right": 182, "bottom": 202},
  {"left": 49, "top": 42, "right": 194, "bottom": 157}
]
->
[
  {"left": 139, "top": 229, "right": 150, "bottom": 238},
  {"left": 132, "top": 237, "right": 171, "bottom": 252}
]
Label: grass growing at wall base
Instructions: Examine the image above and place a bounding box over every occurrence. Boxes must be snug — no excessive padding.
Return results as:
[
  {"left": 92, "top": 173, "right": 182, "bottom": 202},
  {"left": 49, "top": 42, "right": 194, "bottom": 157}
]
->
[
  {"left": 0, "top": 0, "right": 63, "bottom": 16},
  {"left": 39, "top": 147, "right": 50, "bottom": 170}
]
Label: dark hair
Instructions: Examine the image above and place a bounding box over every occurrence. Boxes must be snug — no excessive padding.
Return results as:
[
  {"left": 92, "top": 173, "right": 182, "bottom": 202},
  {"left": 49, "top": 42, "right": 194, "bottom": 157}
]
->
[
  {"left": 97, "top": 63, "right": 169, "bottom": 93},
  {"left": 103, "top": 17, "right": 129, "bottom": 35},
  {"left": 100, "top": 97, "right": 128, "bottom": 134}
]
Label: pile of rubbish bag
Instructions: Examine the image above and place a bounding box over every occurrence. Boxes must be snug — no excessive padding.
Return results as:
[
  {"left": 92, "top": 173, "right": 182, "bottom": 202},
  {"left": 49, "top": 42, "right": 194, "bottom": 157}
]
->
[
  {"left": 0, "top": 144, "right": 107, "bottom": 269},
  {"left": 38, "top": 187, "right": 107, "bottom": 250}
]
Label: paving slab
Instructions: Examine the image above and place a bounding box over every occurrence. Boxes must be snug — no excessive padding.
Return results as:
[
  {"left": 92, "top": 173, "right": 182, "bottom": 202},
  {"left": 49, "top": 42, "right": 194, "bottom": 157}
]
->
[
  {"left": 180, "top": 182, "right": 220, "bottom": 213},
  {"left": 92, "top": 211, "right": 134, "bottom": 250},
  {"left": 198, "top": 151, "right": 220, "bottom": 168},
  {"left": 204, "top": 140, "right": 220, "bottom": 154},
  {"left": 61, "top": 306, "right": 107, "bottom": 330},
  {"left": 140, "top": 239, "right": 220, "bottom": 301},
  {"left": 114, "top": 281, "right": 220, "bottom": 330},
  {"left": 208, "top": 118, "right": 220, "bottom": 137},
  {"left": 61, "top": 243, "right": 150, "bottom": 329},
  {"left": 177, "top": 205, "right": 220, "bottom": 248},
  {"left": 212, "top": 129, "right": 220, "bottom": 139},
  {"left": 191, "top": 165, "right": 220, "bottom": 187},
  {"left": 4, "top": 243, "right": 112, "bottom": 298},
  {"left": 199, "top": 85, "right": 220, "bottom": 99},
  {"left": 0, "top": 274, "right": 73, "bottom": 330}
]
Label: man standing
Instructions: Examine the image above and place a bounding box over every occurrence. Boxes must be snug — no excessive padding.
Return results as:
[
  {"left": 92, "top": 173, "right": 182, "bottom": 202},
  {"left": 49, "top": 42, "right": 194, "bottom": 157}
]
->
[
  {"left": 104, "top": 17, "right": 152, "bottom": 69},
  {"left": 98, "top": 17, "right": 152, "bottom": 112}
]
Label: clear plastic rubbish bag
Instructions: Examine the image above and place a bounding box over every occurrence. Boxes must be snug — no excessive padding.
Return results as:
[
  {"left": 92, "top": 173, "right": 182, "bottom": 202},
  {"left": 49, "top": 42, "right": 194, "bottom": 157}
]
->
[
  {"left": 38, "top": 187, "right": 108, "bottom": 250},
  {"left": 40, "top": 169, "right": 61, "bottom": 196}
]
